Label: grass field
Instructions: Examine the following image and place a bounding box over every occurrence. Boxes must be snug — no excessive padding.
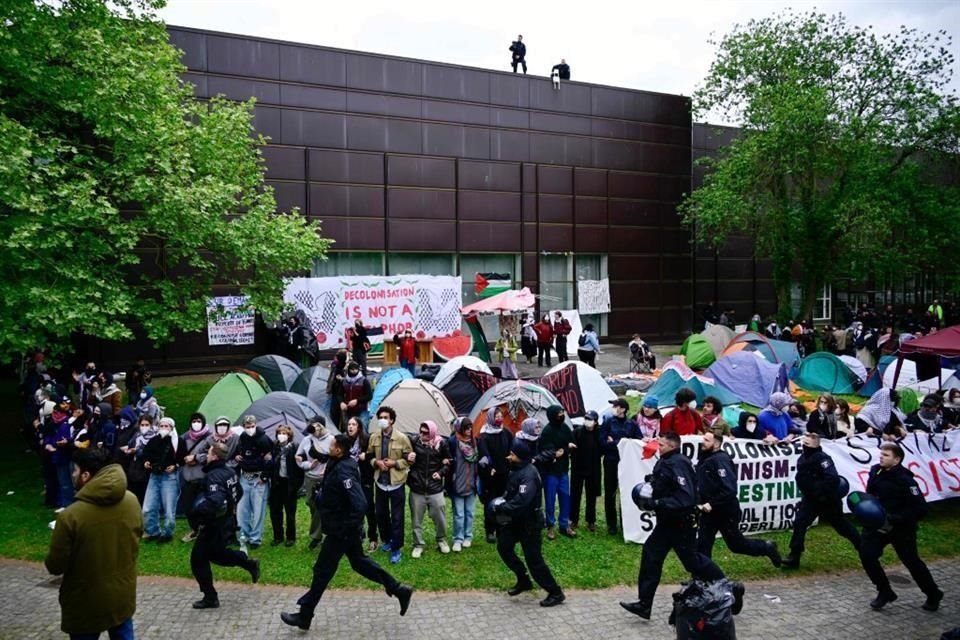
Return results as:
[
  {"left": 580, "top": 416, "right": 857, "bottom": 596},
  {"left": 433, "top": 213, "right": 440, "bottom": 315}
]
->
[{"left": 2, "top": 377, "right": 958, "bottom": 592}]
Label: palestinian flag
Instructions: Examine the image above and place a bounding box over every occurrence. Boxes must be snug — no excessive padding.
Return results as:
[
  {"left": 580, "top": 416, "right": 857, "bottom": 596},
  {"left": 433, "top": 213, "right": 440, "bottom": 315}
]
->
[{"left": 475, "top": 273, "right": 511, "bottom": 298}]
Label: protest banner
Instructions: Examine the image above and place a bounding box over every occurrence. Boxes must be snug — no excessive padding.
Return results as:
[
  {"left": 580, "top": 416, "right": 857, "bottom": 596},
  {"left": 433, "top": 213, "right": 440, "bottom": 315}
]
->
[
  {"left": 577, "top": 278, "right": 610, "bottom": 314},
  {"left": 284, "top": 276, "right": 462, "bottom": 350},
  {"left": 619, "top": 431, "right": 960, "bottom": 544},
  {"left": 533, "top": 365, "right": 585, "bottom": 418},
  {"left": 207, "top": 296, "right": 255, "bottom": 346}
]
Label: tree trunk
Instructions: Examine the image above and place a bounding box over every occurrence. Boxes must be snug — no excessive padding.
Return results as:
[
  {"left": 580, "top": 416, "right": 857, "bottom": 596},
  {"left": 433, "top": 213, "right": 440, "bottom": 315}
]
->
[{"left": 801, "top": 278, "right": 819, "bottom": 323}]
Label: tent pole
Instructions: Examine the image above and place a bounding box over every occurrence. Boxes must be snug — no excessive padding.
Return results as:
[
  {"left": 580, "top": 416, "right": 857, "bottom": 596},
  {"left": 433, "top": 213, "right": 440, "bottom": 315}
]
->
[{"left": 891, "top": 355, "right": 904, "bottom": 389}]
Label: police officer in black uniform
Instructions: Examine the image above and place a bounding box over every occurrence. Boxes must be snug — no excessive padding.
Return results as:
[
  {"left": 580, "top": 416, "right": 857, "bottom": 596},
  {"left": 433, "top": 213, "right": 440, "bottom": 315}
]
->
[
  {"left": 492, "top": 439, "right": 566, "bottom": 607},
  {"left": 189, "top": 441, "right": 260, "bottom": 609},
  {"left": 281, "top": 434, "right": 414, "bottom": 630},
  {"left": 859, "top": 442, "right": 943, "bottom": 611},
  {"left": 696, "top": 430, "right": 782, "bottom": 566},
  {"left": 509, "top": 35, "right": 527, "bottom": 74},
  {"left": 621, "top": 431, "right": 732, "bottom": 620},
  {"left": 782, "top": 431, "right": 860, "bottom": 568}
]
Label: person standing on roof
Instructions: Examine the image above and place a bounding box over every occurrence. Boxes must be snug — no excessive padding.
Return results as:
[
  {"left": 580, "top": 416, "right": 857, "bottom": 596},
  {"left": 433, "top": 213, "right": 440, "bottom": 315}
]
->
[{"left": 509, "top": 35, "right": 527, "bottom": 73}]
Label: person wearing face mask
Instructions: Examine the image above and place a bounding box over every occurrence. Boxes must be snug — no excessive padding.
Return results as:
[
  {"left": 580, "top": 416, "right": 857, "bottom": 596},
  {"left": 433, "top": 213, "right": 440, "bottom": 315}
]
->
[
  {"left": 781, "top": 432, "right": 861, "bottom": 569},
  {"left": 76, "top": 361, "right": 98, "bottom": 406},
  {"left": 92, "top": 402, "right": 118, "bottom": 453},
  {"left": 269, "top": 425, "right": 303, "bottom": 547},
  {"left": 124, "top": 416, "right": 156, "bottom": 505},
  {"left": 296, "top": 417, "right": 334, "bottom": 549},
  {"left": 539, "top": 405, "right": 576, "bottom": 539},
  {"left": 660, "top": 388, "right": 704, "bottom": 437},
  {"left": 178, "top": 412, "right": 212, "bottom": 543},
  {"left": 696, "top": 431, "right": 782, "bottom": 567},
  {"left": 339, "top": 361, "right": 372, "bottom": 430},
  {"left": 943, "top": 388, "right": 960, "bottom": 428},
  {"left": 447, "top": 417, "right": 480, "bottom": 552},
  {"left": 45, "top": 448, "right": 143, "bottom": 639},
  {"left": 533, "top": 314, "right": 554, "bottom": 367},
  {"left": 141, "top": 417, "right": 181, "bottom": 542},
  {"left": 757, "top": 392, "right": 797, "bottom": 443},
  {"left": 599, "top": 398, "right": 642, "bottom": 535},
  {"left": 491, "top": 439, "right": 566, "bottom": 608},
  {"left": 189, "top": 441, "right": 260, "bottom": 610},
  {"left": 494, "top": 330, "right": 519, "bottom": 379},
  {"left": 393, "top": 329, "right": 418, "bottom": 376},
  {"left": 195, "top": 416, "right": 240, "bottom": 471},
  {"left": 835, "top": 399, "right": 853, "bottom": 436},
  {"left": 43, "top": 397, "right": 76, "bottom": 509},
  {"left": 235, "top": 415, "right": 273, "bottom": 549},
  {"left": 904, "top": 394, "right": 946, "bottom": 434},
  {"left": 112, "top": 405, "right": 139, "bottom": 470},
  {"left": 478, "top": 408, "right": 514, "bottom": 543},
  {"left": 806, "top": 394, "right": 840, "bottom": 439},
  {"left": 570, "top": 410, "right": 602, "bottom": 533},
  {"left": 407, "top": 420, "right": 452, "bottom": 558},
  {"left": 635, "top": 396, "right": 661, "bottom": 440},
  {"left": 326, "top": 350, "right": 349, "bottom": 429},
  {"left": 732, "top": 412, "right": 763, "bottom": 440},
  {"left": 346, "top": 416, "right": 379, "bottom": 552},
  {"left": 367, "top": 406, "right": 413, "bottom": 564},
  {"left": 134, "top": 385, "right": 159, "bottom": 422}
]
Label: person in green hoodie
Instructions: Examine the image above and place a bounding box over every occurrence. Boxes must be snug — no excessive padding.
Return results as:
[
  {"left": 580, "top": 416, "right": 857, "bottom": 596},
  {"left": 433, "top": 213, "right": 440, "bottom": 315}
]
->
[
  {"left": 45, "top": 448, "right": 143, "bottom": 639},
  {"left": 539, "top": 405, "right": 576, "bottom": 540}
]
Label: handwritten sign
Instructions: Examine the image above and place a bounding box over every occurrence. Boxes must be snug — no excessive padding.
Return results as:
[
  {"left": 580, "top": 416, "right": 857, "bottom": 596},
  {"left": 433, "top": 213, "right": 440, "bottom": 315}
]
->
[
  {"left": 577, "top": 278, "right": 610, "bottom": 314},
  {"left": 207, "top": 296, "right": 255, "bottom": 346}
]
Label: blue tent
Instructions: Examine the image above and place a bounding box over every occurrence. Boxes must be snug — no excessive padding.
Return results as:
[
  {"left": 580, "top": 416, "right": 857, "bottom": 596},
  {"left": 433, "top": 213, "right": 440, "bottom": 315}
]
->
[
  {"left": 858, "top": 355, "right": 896, "bottom": 397},
  {"left": 645, "top": 369, "right": 739, "bottom": 409},
  {"left": 705, "top": 352, "right": 789, "bottom": 408},
  {"left": 369, "top": 367, "right": 413, "bottom": 415},
  {"left": 721, "top": 331, "right": 801, "bottom": 371}
]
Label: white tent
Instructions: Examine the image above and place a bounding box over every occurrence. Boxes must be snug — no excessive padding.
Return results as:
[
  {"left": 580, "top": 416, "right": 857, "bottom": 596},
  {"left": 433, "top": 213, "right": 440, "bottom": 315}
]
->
[
  {"left": 882, "top": 359, "right": 956, "bottom": 394},
  {"left": 373, "top": 379, "right": 459, "bottom": 436},
  {"left": 544, "top": 360, "right": 617, "bottom": 423},
  {"left": 838, "top": 355, "right": 868, "bottom": 384},
  {"left": 433, "top": 355, "right": 493, "bottom": 389}
]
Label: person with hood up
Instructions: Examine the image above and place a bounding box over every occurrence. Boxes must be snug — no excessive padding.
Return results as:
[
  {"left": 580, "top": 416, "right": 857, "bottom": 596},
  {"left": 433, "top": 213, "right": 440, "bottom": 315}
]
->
[
  {"left": 570, "top": 410, "right": 602, "bottom": 533},
  {"left": 495, "top": 329, "right": 519, "bottom": 379},
  {"left": 407, "top": 420, "right": 452, "bottom": 558},
  {"left": 855, "top": 388, "right": 906, "bottom": 439},
  {"left": 758, "top": 392, "right": 797, "bottom": 443},
  {"left": 539, "top": 405, "right": 576, "bottom": 539},
  {"left": 904, "top": 394, "right": 947, "bottom": 434},
  {"left": 96, "top": 372, "right": 123, "bottom": 418},
  {"left": 195, "top": 416, "right": 241, "bottom": 470},
  {"left": 599, "top": 398, "right": 642, "bottom": 535},
  {"left": 731, "top": 412, "right": 764, "bottom": 440},
  {"left": 124, "top": 415, "right": 156, "bottom": 505},
  {"left": 447, "top": 417, "right": 480, "bottom": 551},
  {"left": 92, "top": 402, "right": 118, "bottom": 453},
  {"left": 634, "top": 396, "right": 661, "bottom": 440},
  {"left": 179, "top": 412, "right": 212, "bottom": 543},
  {"left": 660, "top": 388, "right": 703, "bottom": 437},
  {"left": 296, "top": 417, "right": 334, "bottom": 549},
  {"left": 346, "top": 416, "right": 379, "bottom": 552},
  {"left": 141, "top": 416, "right": 181, "bottom": 542},
  {"left": 269, "top": 424, "right": 304, "bottom": 548},
  {"left": 134, "top": 385, "right": 159, "bottom": 422},
  {"left": 45, "top": 448, "right": 143, "bottom": 639},
  {"left": 113, "top": 405, "right": 140, "bottom": 471},
  {"left": 479, "top": 408, "right": 514, "bottom": 543},
  {"left": 235, "top": 415, "right": 273, "bottom": 548},
  {"left": 492, "top": 439, "right": 566, "bottom": 608},
  {"left": 339, "top": 360, "right": 372, "bottom": 430},
  {"left": 326, "top": 350, "right": 349, "bottom": 429}
]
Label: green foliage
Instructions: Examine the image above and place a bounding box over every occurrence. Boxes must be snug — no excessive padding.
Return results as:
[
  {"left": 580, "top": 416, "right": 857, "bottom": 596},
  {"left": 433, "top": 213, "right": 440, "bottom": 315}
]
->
[
  {"left": 682, "top": 11, "right": 960, "bottom": 317},
  {"left": 0, "top": 0, "right": 330, "bottom": 362}
]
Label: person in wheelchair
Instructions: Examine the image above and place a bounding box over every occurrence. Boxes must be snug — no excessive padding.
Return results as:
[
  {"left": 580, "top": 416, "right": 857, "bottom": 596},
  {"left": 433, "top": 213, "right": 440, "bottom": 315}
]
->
[{"left": 628, "top": 335, "right": 656, "bottom": 373}]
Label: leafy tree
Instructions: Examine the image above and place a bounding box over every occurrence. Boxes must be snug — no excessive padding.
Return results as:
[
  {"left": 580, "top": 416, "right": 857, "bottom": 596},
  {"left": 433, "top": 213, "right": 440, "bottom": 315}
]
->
[
  {"left": 0, "top": 0, "right": 330, "bottom": 362},
  {"left": 682, "top": 10, "right": 960, "bottom": 320}
]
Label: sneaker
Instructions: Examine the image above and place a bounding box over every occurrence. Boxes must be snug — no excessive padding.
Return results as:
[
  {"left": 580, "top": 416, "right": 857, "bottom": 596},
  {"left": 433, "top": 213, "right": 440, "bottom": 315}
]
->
[
  {"left": 766, "top": 541, "right": 782, "bottom": 568},
  {"left": 395, "top": 584, "right": 414, "bottom": 616},
  {"left": 411, "top": 546, "right": 424, "bottom": 559},
  {"left": 870, "top": 590, "right": 898, "bottom": 610},
  {"left": 452, "top": 541, "right": 462, "bottom": 553},
  {"left": 181, "top": 530, "right": 198, "bottom": 543},
  {"left": 462, "top": 539, "right": 472, "bottom": 548},
  {"left": 368, "top": 540, "right": 379, "bottom": 552},
  {"left": 247, "top": 558, "right": 260, "bottom": 584},
  {"left": 248, "top": 541, "right": 261, "bottom": 549},
  {"left": 730, "top": 581, "right": 745, "bottom": 615},
  {"left": 485, "top": 533, "right": 497, "bottom": 544},
  {"left": 546, "top": 526, "right": 557, "bottom": 540},
  {"left": 620, "top": 600, "right": 651, "bottom": 619},
  {"left": 508, "top": 578, "right": 533, "bottom": 596},
  {"left": 540, "top": 592, "right": 565, "bottom": 607},
  {"left": 438, "top": 541, "right": 451, "bottom": 554},
  {"left": 280, "top": 611, "right": 311, "bottom": 630},
  {"left": 53, "top": 507, "right": 65, "bottom": 514},
  {"left": 192, "top": 598, "right": 220, "bottom": 610},
  {"left": 390, "top": 550, "right": 402, "bottom": 564},
  {"left": 560, "top": 527, "right": 577, "bottom": 539},
  {"left": 922, "top": 590, "right": 943, "bottom": 612},
  {"left": 379, "top": 542, "right": 393, "bottom": 553}
]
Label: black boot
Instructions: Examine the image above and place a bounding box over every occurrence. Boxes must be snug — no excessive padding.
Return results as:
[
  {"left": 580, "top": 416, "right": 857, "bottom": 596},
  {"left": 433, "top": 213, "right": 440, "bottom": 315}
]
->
[
  {"left": 870, "top": 590, "right": 898, "bottom": 610},
  {"left": 540, "top": 592, "right": 565, "bottom": 607},
  {"left": 731, "top": 581, "right": 745, "bottom": 615},
  {"left": 192, "top": 597, "right": 220, "bottom": 610},
  {"left": 921, "top": 590, "right": 943, "bottom": 612},
  {"left": 619, "top": 600, "right": 651, "bottom": 619},
  {"left": 395, "top": 583, "right": 414, "bottom": 616},
  {"left": 766, "top": 541, "right": 782, "bottom": 568},
  {"left": 781, "top": 552, "right": 800, "bottom": 569},
  {"left": 508, "top": 576, "right": 533, "bottom": 596},
  {"left": 280, "top": 611, "right": 312, "bottom": 630},
  {"left": 247, "top": 557, "right": 261, "bottom": 584}
]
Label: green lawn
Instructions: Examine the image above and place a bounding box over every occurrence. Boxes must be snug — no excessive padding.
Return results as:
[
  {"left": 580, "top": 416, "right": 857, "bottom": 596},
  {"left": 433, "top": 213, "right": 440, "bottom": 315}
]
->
[{"left": 3, "top": 378, "right": 959, "bottom": 592}]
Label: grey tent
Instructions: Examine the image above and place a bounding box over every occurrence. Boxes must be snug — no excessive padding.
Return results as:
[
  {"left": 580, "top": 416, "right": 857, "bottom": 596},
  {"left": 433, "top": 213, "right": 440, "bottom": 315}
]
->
[
  {"left": 290, "top": 365, "right": 332, "bottom": 412},
  {"left": 239, "top": 391, "right": 333, "bottom": 443},
  {"left": 244, "top": 354, "right": 302, "bottom": 392}
]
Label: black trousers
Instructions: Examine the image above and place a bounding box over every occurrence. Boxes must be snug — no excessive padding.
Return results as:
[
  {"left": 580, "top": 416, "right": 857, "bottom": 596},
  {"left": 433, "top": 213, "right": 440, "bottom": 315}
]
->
[
  {"left": 496, "top": 520, "right": 561, "bottom": 595},
  {"left": 297, "top": 531, "right": 400, "bottom": 619},
  {"left": 191, "top": 523, "right": 250, "bottom": 600},
  {"left": 511, "top": 58, "right": 527, "bottom": 73},
  {"left": 860, "top": 525, "right": 939, "bottom": 597},
  {"left": 352, "top": 346, "right": 368, "bottom": 375},
  {"left": 603, "top": 458, "right": 620, "bottom": 532},
  {"left": 697, "top": 502, "right": 769, "bottom": 558},
  {"left": 361, "top": 480, "right": 378, "bottom": 542},
  {"left": 555, "top": 336, "right": 568, "bottom": 362},
  {"left": 537, "top": 344, "right": 552, "bottom": 367},
  {"left": 570, "top": 470, "right": 600, "bottom": 526},
  {"left": 578, "top": 349, "right": 597, "bottom": 368},
  {"left": 375, "top": 485, "right": 405, "bottom": 550},
  {"left": 481, "top": 470, "right": 510, "bottom": 536},
  {"left": 179, "top": 479, "right": 202, "bottom": 519},
  {"left": 638, "top": 516, "right": 725, "bottom": 602},
  {"left": 269, "top": 477, "right": 298, "bottom": 542},
  {"left": 789, "top": 497, "right": 861, "bottom": 555}
]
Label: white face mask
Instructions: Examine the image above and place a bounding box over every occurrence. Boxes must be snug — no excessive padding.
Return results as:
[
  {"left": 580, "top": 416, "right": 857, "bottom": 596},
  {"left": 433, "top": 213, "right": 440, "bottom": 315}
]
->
[
  {"left": 277, "top": 434, "right": 289, "bottom": 444},
  {"left": 243, "top": 427, "right": 256, "bottom": 437},
  {"left": 819, "top": 403, "right": 828, "bottom": 412},
  {"left": 834, "top": 408, "right": 842, "bottom": 416},
  {"left": 191, "top": 421, "right": 203, "bottom": 431},
  {"left": 745, "top": 421, "right": 757, "bottom": 433},
  {"left": 158, "top": 429, "right": 171, "bottom": 438},
  {"left": 688, "top": 400, "right": 698, "bottom": 410},
  {"left": 68, "top": 416, "right": 77, "bottom": 425},
  {"left": 140, "top": 426, "right": 150, "bottom": 434},
  {"left": 139, "top": 392, "right": 147, "bottom": 400},
  {"left": 377, "top": 418, "right": 389, "bottom": 429},
  {"left": 216, "top": 425, "right": 230, "bottom": 436}
]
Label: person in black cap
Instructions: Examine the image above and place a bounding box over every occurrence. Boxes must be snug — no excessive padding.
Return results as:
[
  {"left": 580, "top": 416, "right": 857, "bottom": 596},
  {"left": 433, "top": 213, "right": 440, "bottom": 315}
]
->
[
  {"left": 621, "top": 431, "right": 735, "bottom": 620},
  {"left": 492, "top": 439, "right": 565, "bottom": 607},
  {"left": 570, "top": 409, "right": 602, "bottom": 532},
  {"left": 859, "top": 442, "right": 943, "bottom": 611},
  {"left": 281, "top": 434, "right": 414, "bottom": 630},
  {"left": 598, "top": 398, "right": 641, "bottom": 535},
  {"left": 509, "top": 35, "right": 527, "bottom": 73}
]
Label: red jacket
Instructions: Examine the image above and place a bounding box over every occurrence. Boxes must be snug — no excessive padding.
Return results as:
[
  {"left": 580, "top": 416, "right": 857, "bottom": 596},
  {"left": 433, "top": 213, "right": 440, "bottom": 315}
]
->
[
  {"left": 553, "top": 319, "right": 571, "bottom": 337},
  {"left": 660, "top": 408, "right": 703, "bottom": 436},
  {"left": 533, "top": 321, "right": 554, "bottom": 345},
  {"left": 394, "top": 334, "right": 416, "bottom": 363}
]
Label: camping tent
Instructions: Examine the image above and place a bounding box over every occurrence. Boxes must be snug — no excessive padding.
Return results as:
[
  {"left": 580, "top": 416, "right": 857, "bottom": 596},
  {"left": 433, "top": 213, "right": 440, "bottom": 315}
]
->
[
  {"left": 859, "top": 355, "right": 896, "bottom": 397},
  {"left": 893, "top": 325, "right": 960, "bottom": 388},
  {"left": 437, "top": 367, "right": 498, "bottom": 415},
  {"left": 197, "top": 372, "right": 268, "bottom": 426},
  {"left": 705, "top": 352, "right": 789, "bottom": 408},
  {"left": 792, "top": 352, "right": 860, "bottom": 395},
  {"left": 701, "top": 323, "right": 735, "bottom": 356},
  {"left": 239, "top": 391, "right": 330, "bottom": 442},
  {"left": 721, "top": 331, "right": 801, "bottom": 370},
  {"left": 469, "top": 380, "right": 572, "bottom": 434},
  {"left": 644, "top": 369, "right": 738, "bottom": 409},
  {"left": 375, "top": 379, "right": 459, "bottom": 436},
  {"left": 244, "top": 354, "right": 302, "bottom": 392},
  {"left": 369, "top": 367, "right": 414, "bottom": 416},
  {"left": 680, "top": 334, "right": 716, "bottom": 369},
  {"left": 433, "top": 356, "right": 493, "bottom": 388},
  {"left": 837, "top": 355, "right": 868, "bottom": 384},
  {"left": 881, "top": 358, "right": 955, "bottom": 394},
  {"left": 543, "top": 361, "right": 617, "bottom": 423},
  {"left": 289, "top": 365, "right": 332, "bottom": 410}
]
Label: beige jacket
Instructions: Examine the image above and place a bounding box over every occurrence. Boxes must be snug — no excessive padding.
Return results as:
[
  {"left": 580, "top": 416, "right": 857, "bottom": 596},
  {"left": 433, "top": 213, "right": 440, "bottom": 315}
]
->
[{"left": 367, "top": 428, "right": 413, "bottom": 486}]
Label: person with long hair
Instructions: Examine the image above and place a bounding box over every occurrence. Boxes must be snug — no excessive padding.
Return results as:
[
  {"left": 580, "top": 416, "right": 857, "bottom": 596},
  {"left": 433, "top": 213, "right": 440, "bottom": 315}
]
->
[{"left": 345, "top": 416, "right": 378, "bottom": 552}]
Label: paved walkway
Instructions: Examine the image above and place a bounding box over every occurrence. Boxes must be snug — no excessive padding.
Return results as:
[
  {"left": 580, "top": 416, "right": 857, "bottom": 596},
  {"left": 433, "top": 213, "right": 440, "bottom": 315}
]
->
[{"left": 3, "top": 558, "right": 955, "bottom": 639}]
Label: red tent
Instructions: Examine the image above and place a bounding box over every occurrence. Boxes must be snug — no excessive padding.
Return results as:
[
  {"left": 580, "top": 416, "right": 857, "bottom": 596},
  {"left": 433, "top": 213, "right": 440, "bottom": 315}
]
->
[
  {"left": 892, "top": 325, "right": 960, "bottom": 387},
  {"left": 461, "top": 287, "right": 535, "bottom": 315}
]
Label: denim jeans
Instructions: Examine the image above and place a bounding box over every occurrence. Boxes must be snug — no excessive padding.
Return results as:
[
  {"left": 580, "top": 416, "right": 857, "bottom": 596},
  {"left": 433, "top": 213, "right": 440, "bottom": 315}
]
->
[
  {"left": 70, "top": 617, "right": 134, "bottom": 640},
  {"left": 237, "top": 474, "right": 269, "bottom": 545},
  {"left": 143, "top": 472, "right": 180, "bottom": 537},
  {"left": 451, "top": 493, "right": 476, "bottom": 543},
  {"left": 543, "top": 472, "right": 570, "bottom": 529},
  {"left": 55, "top": 461, "right": 74, "bottom": 508}
]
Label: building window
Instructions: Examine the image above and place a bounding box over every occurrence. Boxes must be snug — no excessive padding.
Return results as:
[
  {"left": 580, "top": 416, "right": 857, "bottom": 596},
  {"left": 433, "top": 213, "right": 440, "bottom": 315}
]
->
[
  {"left": 575, "top": 254, "right": 609, "bottom": 335},
  {"left": 815, "top": 284, "right": 832, "bottom": 322},
  {"left": 387, "top": 253, "right": 455, "bottom": 276},
  {"left": 312, "top": 252, "right": 385, "bottom": 277},
  {"left": 460, "top": 254, "right": 522, "bottom": 306},
  {"left": 539, "top": 253, "right": 609, "bottom": 335}
]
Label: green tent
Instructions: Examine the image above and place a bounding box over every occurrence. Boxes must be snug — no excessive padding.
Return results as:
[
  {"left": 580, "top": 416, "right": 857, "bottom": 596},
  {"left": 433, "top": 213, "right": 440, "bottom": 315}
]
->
[
  {"left": 899, "top": 388, "right": 920, "bottom": 415},
  {"left": 197, "top": 372, "right": 269, "bottom": 426},
  {"left": 680, "top": 334, "right": 717, "bottom": 369},
  {"left": 793, "top": 352, "right": 860, "bottom": 395}
]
